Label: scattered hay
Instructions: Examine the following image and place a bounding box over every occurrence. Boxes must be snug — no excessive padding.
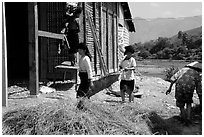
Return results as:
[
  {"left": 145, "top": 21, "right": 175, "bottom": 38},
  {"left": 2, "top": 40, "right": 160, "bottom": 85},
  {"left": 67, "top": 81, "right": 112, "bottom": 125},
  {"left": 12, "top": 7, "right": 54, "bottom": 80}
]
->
[{"left": 2, "top": 99, "right": 151, "bottom": 135}]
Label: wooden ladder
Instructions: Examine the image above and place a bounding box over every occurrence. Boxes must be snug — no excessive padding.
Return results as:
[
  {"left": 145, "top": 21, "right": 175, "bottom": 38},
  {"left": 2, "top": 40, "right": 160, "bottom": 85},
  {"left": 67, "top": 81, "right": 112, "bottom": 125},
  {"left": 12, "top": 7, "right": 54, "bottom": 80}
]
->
[{"left": 86, "top": 11, "right": 108, "bottom": 76}]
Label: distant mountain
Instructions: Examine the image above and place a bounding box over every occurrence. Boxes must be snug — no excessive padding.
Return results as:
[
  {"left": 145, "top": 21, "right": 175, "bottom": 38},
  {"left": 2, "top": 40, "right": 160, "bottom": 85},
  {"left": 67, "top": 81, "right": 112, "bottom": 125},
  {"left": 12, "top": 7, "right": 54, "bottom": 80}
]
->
[
  {"left": 169, "top": 26, "right": 202, "bottom": 43},
  {"left": 184, "top": 26, "right": 202, "bottom": 36},
  {"left": 130, "top": 15, "right": 202, "bottom": 44}
]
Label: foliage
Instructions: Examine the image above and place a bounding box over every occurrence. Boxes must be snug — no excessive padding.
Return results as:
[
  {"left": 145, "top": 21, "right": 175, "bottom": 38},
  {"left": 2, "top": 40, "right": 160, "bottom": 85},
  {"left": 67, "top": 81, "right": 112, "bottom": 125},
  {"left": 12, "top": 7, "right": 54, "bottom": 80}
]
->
[
  {"left": 132, "top": 29, "right": 202, "bottom": 61},
  {"left": 150, "top": 37, "right": 170, "bottom": 54},
  {"left": 163, "top": 66, "right": 179, "bottom": 82},
  {"left": 138, "top": 50, "right": 150, "bottom": 59}
]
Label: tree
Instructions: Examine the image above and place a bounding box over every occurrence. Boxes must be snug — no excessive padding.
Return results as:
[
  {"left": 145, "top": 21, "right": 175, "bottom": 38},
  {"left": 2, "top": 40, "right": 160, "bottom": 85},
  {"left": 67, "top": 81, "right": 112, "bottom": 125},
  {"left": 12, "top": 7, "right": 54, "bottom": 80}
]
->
[
  {"left": 150, "top": 37, "right": 169, "bottom": 54},
  {"left": 138, "top": 50, "right": 150, "bottom": 59},
  {"left": 162, "top": 47, "right": 174, "bottom": 59},
  {"left": 178, "top": 31, "right": 183, "bottom": 39},
  {"left": 182, "top": 32, "right": 188, "bottom": 45}
]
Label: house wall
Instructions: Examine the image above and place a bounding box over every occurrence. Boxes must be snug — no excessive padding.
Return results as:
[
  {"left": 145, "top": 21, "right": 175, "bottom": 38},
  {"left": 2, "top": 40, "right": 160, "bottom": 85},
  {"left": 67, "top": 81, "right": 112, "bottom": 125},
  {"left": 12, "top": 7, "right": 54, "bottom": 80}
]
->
[
  {"left": 118, "top": 3, "right": 130, "bottom": 63},
  {"left": 38, "top": 2, "right": 77, "bottom": 81},
  {"left": 38, "top": 2, "right": 130, "bottom": 81},
  {"left": 85, "top": 2, "right": 118, "bottom": 75}
]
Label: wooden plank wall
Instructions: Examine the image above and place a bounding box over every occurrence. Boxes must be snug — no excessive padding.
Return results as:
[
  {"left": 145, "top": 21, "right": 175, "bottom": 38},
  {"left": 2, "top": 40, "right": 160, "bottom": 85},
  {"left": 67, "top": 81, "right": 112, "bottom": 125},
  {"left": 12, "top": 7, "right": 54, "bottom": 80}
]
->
[
  {"left": 102, "top": 7, "right": 107, "bottom": 72},
  {"left": 85, "top": 2, "right": 118, "bottom": 75},
  {"left": 108, "top": 11, "right": 113, "bottom": 72},
  {"left": 85, "top": 3, "right": 95, "bottom": 75},
  {"left": 118, "top": 25, "right": 129, "bottom": 63},
  {"left": 103, "top": 2, "right": 118, "bottom": 73},
  {"left": 94, "top": 3, "right": 101, "bottom": 75}
]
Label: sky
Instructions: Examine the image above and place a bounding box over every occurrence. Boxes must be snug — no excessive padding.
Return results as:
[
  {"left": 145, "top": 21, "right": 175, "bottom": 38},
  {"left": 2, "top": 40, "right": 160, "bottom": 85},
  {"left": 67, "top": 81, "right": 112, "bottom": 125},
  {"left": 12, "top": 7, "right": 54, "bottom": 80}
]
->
[{"left": 128, "top": 2, "right": 202, "bottom": 19}]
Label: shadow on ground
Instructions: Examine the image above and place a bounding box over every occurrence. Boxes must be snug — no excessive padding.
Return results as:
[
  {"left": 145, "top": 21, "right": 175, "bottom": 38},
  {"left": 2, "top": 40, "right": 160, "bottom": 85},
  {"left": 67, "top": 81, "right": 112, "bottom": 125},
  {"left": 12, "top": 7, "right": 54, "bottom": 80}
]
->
[
  {"left": 49, "top": 82, "right": 75, "bottom": 91},
  {"left": 147, "top": 105, "right": 202, "bottom": 135},
  {"left": 104, "top": 99, "right": 123, "bottom": 103}
]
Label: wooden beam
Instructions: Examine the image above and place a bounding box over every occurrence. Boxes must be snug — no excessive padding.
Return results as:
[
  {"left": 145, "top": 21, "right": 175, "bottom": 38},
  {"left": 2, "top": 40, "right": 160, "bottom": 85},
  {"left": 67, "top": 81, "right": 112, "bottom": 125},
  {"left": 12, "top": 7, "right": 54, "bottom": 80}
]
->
[
  {"left": 106, "top": 8, "right": 109, "bottom": 72},
  {"left": 116, "top": 2, "right": 120, "bottom": 70},
  {"left": 112, "top": 13, "right": 115, "bottom": 72},
  {"left": 28, "top": 3, "right": 39, "bottom": 96},
  {"left": 2, "top": 2, "right": 8, "bottom": 107},
  {"left": 93, "top": 2, "right": 97, "bottom": 75},
  {"left": 83, "top": 3, "right": 86, "bottom": 46},
  {"left": 38, "top": 30, "right": 65, "bottom": 40},
  {"left": 99, "top": 2, "right": 102, "bottom": 75}
]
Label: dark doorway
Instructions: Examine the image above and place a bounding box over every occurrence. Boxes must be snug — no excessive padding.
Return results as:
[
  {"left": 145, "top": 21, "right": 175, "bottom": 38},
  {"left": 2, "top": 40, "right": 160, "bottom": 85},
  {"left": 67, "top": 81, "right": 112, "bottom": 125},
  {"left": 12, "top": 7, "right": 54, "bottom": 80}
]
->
[{"left": 5, "top": 2, "right": 29, "bottom": 82}]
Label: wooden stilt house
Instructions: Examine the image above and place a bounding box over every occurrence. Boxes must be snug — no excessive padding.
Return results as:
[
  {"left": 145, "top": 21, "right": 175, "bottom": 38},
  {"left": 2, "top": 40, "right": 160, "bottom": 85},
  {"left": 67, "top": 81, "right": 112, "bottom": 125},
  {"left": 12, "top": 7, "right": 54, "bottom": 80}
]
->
[
  {"left": 3, "top": 2, "right": 135, "bottom": 104},
  {"left": 38, "top": 2, "right": 135, "bottom": 80}
]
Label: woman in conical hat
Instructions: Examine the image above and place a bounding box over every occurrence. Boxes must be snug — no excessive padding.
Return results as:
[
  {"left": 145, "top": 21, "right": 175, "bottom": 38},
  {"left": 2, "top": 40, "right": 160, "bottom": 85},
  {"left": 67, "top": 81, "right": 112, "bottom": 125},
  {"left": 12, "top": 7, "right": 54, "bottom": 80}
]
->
[
  {"left": 166, "top": 61, "right": 202, "bottom": 124},
  {"left": 185, "top": 61, "right": 202, "bottom": 72}
]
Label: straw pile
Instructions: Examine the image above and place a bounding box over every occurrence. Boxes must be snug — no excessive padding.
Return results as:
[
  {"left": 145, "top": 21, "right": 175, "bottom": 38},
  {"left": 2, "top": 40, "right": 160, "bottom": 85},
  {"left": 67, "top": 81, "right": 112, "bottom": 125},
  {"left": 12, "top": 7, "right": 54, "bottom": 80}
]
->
[{"left": 2, "top": 99, "right": 151, "bottom": 135}]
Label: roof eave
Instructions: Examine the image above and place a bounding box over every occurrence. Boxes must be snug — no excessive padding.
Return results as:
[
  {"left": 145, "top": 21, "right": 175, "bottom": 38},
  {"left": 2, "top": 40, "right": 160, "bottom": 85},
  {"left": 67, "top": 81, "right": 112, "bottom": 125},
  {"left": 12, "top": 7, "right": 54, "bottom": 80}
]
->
[{"left": 120, "top": 2, "right": 136, "bottom": 32}]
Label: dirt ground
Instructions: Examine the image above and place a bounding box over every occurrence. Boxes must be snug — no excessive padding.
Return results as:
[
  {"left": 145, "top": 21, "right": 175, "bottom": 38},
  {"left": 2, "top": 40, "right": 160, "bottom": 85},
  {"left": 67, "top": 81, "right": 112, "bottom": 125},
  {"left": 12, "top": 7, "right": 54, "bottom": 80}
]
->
[
  {"left": 92, "top": 76, "right": 202, "bottom": 135},
  {"left": 3, "top": 75, "right": 202, "bottom": 135}
]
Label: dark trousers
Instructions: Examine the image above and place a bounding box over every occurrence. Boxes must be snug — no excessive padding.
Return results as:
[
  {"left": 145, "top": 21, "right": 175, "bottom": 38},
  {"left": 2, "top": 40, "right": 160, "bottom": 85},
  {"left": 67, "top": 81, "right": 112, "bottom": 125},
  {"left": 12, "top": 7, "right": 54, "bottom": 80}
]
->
[
  {"left": 77, "top": 72, "right": 91, "bottom": 98},
  {"left": 66, "top": 30, "right": 79, "bottom": 66},
  {"left": 120, "top": 80, "right": 135, "bottom": 92},
  {"left": 67, "top": 30, "right": 79, "bottom": 54}
]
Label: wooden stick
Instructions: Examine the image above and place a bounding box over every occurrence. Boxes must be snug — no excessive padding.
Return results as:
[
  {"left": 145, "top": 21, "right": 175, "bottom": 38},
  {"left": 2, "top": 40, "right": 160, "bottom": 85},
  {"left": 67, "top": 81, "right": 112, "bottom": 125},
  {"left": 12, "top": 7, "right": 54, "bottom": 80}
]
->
[{"left": 38, "top": 30, "right": 65, "bottom": 40}]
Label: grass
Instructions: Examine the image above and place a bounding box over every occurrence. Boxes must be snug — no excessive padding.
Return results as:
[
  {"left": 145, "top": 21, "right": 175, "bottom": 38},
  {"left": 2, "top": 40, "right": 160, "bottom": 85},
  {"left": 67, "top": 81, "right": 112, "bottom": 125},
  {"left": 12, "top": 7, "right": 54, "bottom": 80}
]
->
[
  {"left": 137, "top": 59, "right": 188, "bottom": 79},
  {"left": 2, "top": 98, "right": 153, "bottom": 135}
]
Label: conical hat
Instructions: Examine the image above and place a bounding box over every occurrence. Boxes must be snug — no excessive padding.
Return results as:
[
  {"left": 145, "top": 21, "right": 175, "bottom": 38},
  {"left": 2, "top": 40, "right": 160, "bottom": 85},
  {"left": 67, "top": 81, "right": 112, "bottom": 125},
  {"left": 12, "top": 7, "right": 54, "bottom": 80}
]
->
[{"left": 185, "top": 61, "right": 202, "bottom": 72}]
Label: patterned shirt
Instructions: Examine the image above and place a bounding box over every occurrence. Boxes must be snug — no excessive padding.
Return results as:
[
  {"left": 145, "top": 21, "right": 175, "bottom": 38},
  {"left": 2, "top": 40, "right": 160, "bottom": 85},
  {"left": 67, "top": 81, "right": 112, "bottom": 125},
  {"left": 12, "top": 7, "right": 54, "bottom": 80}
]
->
[{"left": 171, "top": 67, "right": 201, "bottom": 94}]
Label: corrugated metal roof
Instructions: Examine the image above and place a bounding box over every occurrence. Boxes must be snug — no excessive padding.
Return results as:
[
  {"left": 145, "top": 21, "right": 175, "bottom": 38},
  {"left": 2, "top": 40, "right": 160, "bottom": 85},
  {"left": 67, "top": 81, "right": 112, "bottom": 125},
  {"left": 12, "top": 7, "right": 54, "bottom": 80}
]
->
[{"left": 120, "top": 2, "right": 136, "bottom": 32}]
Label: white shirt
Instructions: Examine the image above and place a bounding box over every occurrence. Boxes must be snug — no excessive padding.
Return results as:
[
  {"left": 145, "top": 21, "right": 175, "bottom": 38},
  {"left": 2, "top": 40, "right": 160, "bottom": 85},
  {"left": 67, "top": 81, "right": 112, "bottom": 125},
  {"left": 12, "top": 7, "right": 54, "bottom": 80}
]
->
[
  {"left": 120, "top": 57, "right": 136, "bottom": 80},
  {"left": 79, "top": 56, "right": 93, "bottom": 79}
]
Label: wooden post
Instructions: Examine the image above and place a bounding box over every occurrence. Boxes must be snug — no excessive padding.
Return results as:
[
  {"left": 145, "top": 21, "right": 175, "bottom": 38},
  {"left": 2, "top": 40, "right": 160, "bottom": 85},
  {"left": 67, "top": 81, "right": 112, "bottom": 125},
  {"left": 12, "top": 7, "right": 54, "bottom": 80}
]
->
[
  {"left": 106, "top": 9, "right": 109, "bottom": 72},
  {"left": 116, "top": 2, "right": 120, "bottom": 70},
  {"left": 99, "top": 2, "right": 102, "bottom": 75},
  {"left": 93, "top": 2, "right": 97, "bottom": 75},
  {"left": 2, "top": 2, "right": 8, "bottom": 107},
  {"left": 28, "top": 3, "right": 39, "bottom": 96},
  {"left": 112, "top": 13, "right": 115, "bottom": 72},
  {"left": 83, "top": 3, "right": 86, "bottom": 45}
]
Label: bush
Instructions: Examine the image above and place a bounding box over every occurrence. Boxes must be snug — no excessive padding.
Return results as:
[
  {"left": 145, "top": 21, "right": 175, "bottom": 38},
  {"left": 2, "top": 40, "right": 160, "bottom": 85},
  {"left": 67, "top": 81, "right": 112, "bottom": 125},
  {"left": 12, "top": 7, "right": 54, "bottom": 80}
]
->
[
  {"left": 138, "top": 50, "right": 150, "bottom": 59},
  {"left": 164, "top": 66, "right": 179, "bottom": 82}
]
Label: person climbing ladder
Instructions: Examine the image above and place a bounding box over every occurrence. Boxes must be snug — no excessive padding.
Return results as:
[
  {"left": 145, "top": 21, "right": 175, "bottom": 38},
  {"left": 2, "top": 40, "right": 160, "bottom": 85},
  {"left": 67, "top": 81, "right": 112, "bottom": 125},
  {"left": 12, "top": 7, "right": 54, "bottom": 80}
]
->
[{"left": 60, "top": 3, "right": 82, "bottom": 66}]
